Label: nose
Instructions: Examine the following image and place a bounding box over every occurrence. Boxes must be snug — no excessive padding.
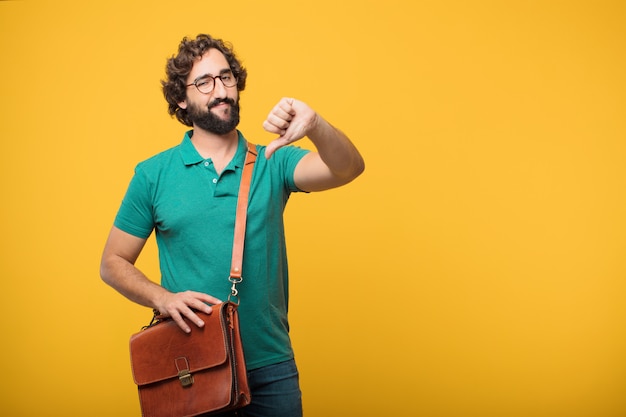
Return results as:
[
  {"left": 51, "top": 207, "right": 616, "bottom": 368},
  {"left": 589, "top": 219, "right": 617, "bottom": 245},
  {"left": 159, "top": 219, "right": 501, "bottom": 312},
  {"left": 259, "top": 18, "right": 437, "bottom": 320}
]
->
[{"left": 211, "top": 77, "right": 228, "bottom": 98}]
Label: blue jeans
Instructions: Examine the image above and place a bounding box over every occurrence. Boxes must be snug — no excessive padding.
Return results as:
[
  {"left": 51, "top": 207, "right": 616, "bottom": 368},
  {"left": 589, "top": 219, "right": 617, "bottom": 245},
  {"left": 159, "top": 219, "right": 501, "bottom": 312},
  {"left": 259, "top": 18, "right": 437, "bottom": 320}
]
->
[{"left": 211, "top": 359, "right": 303, "bottom": 417}]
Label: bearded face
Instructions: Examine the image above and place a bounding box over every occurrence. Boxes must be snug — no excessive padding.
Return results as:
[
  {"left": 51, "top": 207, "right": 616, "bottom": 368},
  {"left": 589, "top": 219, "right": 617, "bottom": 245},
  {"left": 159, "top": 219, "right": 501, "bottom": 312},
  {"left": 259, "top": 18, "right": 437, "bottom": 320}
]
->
[{"left": 186, "top": 97, "right": 240, "bottom": 135}]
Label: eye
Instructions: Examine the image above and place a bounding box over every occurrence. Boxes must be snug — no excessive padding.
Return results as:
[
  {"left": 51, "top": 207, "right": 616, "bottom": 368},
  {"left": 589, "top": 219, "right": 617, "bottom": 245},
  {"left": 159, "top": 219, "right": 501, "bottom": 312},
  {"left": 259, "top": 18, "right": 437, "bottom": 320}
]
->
[{"left": 196, "top": 79, "right": 211, "bottom": 88}]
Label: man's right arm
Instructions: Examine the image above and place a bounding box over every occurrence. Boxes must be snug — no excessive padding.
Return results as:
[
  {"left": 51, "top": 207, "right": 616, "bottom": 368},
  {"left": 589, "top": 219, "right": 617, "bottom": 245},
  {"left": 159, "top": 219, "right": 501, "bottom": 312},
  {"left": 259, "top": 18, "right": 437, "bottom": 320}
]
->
[{"left": 99, "top": 226, "right": 220, "bottom": 333}]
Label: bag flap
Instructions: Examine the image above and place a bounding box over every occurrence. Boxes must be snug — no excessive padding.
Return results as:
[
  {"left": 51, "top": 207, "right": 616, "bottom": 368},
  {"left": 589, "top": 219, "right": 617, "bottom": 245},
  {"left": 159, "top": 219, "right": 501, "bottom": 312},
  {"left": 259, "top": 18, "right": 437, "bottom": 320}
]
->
[{"left": 129, "top": 303, "right": 231, "bottom": 386}]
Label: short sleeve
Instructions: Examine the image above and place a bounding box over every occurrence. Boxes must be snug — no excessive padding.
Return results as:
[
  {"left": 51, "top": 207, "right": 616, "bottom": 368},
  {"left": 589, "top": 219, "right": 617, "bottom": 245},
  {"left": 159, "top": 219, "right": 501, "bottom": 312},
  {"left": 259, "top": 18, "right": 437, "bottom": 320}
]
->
[
  {"left": 269, "top": 145, "right": 310, "bottom": 192},
  {"left": 113, "top": 166, "right": 155, "bottom": 239}
]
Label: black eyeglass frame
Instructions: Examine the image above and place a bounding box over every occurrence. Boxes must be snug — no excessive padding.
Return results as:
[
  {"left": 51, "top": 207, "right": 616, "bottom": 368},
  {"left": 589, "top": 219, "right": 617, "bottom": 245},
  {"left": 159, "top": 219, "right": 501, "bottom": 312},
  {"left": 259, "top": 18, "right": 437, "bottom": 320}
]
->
[{"left": 185, "top": 70, "right": 238, "bottom": 94}]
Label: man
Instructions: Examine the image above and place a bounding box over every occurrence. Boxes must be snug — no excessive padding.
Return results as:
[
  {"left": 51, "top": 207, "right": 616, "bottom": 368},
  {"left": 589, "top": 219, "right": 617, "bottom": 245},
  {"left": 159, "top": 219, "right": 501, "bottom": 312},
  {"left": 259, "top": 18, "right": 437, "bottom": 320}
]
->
[{"left": 100, "top": 34, "right": 364, "bottom": 417}]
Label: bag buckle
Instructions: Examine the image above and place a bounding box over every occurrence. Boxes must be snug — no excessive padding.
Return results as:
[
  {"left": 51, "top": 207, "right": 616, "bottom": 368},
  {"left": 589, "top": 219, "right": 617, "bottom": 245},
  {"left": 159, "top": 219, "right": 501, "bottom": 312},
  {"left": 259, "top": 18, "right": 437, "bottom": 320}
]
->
[
  {"left": 175, "top": 357, "right": 194, "bottom": 388},
  {"left": 178, "top": 370, "right": 194, "bottom": 388},
  {"left": 228, "top": 275, "right": 243, "bottom": 305}
]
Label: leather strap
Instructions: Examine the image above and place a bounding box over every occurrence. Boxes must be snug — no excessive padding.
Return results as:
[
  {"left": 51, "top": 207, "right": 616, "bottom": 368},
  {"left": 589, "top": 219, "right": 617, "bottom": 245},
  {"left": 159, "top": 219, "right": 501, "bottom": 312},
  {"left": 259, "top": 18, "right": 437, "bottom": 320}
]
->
[{"left": 229, "top": 142, "right": 257, "bottom": 285}]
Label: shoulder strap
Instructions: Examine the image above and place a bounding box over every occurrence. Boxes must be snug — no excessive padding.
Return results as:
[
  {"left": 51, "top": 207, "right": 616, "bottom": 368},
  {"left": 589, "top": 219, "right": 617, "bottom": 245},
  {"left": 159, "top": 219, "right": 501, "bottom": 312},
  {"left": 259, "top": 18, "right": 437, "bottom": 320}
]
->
[{"left": 228, "top": 142, "right": 257, "bottom": 304}]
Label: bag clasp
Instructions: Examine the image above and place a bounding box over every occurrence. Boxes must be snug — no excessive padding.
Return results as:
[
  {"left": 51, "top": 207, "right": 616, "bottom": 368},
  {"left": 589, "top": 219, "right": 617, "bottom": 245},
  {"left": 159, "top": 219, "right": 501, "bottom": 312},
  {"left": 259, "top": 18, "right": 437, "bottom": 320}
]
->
[{"left": 175, "top": 357, "right": 194, "bottom": 388}]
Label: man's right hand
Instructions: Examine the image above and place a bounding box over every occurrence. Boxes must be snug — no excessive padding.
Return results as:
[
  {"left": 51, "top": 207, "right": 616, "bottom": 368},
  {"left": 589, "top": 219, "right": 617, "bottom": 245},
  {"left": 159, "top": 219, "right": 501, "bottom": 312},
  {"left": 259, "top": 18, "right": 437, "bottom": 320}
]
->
[{"left": 155, "top": 290, "right": 223, "bottom": 333}]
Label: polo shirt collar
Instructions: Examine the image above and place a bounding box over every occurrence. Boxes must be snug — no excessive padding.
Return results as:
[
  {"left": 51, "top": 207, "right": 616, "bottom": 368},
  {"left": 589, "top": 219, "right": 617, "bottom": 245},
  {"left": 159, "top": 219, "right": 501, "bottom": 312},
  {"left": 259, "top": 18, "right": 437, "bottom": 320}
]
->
[{"left": 180, "top": 130, "right": 248, "bottom": 169}]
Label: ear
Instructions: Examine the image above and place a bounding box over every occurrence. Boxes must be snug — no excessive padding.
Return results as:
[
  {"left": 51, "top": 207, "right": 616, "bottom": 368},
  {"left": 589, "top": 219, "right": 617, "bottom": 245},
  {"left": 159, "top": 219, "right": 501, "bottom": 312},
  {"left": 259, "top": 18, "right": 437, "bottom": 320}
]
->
[{"left": 178, "top": 100, "right": 187, "bottom": 110}]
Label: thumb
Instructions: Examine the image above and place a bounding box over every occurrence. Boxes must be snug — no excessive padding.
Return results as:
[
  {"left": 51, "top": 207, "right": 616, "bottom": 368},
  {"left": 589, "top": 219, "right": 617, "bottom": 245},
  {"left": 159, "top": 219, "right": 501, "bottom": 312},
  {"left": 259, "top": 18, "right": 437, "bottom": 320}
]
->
[{"left": 264, "top": 136, "right": 289, "bottom": 159}]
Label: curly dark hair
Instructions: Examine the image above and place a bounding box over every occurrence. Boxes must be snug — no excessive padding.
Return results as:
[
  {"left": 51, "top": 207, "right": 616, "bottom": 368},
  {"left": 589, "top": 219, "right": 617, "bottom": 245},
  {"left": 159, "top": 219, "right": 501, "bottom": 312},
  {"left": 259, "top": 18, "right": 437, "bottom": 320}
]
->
[{"left": 161, "top": 34, "right": 248, "bottom": 126}]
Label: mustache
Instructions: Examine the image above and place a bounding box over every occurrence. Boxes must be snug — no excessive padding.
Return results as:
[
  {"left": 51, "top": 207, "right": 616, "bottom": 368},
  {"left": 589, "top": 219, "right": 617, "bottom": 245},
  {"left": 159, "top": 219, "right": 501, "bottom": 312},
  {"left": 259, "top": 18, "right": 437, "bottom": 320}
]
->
[{"left": 208, "top": 97, "right": 237, "bottom": 109}]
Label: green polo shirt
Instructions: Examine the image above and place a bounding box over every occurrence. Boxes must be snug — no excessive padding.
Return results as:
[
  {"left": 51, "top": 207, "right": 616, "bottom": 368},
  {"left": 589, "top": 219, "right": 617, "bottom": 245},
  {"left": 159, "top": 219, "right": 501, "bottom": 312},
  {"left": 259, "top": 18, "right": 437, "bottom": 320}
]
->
[{"left": 114, "top": 130, "right": 309, "bottom": 370}]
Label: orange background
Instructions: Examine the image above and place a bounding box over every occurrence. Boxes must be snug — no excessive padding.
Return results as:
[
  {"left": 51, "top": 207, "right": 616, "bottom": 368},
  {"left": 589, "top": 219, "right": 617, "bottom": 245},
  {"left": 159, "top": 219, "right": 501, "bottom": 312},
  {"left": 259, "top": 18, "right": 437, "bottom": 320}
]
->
[{"left": 1, "top": 1, "right": 625, "bottom": 416}]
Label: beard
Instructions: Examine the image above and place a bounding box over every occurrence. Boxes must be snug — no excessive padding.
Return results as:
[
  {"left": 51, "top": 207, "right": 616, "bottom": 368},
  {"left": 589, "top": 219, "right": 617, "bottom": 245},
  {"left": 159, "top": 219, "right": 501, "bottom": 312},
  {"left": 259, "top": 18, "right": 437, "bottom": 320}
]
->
[{"left": 187, "top": 98, "right": 240, "bottom": 135}]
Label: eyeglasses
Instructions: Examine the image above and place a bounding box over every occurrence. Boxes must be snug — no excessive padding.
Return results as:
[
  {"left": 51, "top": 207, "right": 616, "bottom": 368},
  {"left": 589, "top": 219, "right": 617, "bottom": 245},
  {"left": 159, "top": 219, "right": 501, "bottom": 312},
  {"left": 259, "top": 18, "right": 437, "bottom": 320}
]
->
[{"left": 186, "top": 70, "right": 238, "bottom": 94}]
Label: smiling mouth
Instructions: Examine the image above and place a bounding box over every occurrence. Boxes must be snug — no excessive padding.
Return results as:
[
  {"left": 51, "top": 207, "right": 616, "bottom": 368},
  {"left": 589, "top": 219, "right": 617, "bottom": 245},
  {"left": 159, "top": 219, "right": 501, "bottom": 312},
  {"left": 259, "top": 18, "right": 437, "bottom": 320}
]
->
[{"left": 209, "top": 98, "right": 234, "bottom": 109}]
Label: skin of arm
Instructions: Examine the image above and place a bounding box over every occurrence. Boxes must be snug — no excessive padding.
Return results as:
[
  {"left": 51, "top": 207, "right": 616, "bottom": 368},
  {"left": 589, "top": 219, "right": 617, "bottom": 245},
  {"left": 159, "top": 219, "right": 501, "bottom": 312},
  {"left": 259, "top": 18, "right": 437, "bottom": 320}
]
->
[{"left": 263, "top": 98, "right": 365, "bottom": 192}]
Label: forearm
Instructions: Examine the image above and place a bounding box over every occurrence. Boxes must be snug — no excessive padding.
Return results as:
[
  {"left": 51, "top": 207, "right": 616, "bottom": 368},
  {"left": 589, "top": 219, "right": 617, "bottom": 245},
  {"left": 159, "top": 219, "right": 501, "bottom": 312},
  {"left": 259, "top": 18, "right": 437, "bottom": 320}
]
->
[
  {"left": 307, "top": 115, "right": 365, "bottom": 182},
  {"left": 100, "top": 255, "right": 169, "bottom": 310}
]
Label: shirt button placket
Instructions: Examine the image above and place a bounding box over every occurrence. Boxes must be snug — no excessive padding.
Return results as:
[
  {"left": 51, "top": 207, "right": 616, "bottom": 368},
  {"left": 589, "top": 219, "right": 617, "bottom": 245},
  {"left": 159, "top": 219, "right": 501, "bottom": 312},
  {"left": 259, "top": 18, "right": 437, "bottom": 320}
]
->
[{"left": 203, "top": 160, "right": 218, "bottom": 190}]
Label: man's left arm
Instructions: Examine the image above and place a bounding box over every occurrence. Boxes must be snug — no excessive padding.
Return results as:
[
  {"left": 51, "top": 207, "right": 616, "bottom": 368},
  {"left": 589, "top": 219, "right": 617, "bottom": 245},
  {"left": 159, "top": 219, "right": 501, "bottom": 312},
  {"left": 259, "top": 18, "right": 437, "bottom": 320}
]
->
[{"left": 263, "top": 97, "right": 365, "bottom": 192}]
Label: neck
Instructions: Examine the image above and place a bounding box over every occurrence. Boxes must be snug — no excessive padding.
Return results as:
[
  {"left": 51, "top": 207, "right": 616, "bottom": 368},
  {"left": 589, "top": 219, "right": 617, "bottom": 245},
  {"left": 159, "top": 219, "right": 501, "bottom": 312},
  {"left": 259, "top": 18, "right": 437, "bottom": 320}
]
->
[{"left": 190, "top": 127, "right": 239, "bottom": 160}]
